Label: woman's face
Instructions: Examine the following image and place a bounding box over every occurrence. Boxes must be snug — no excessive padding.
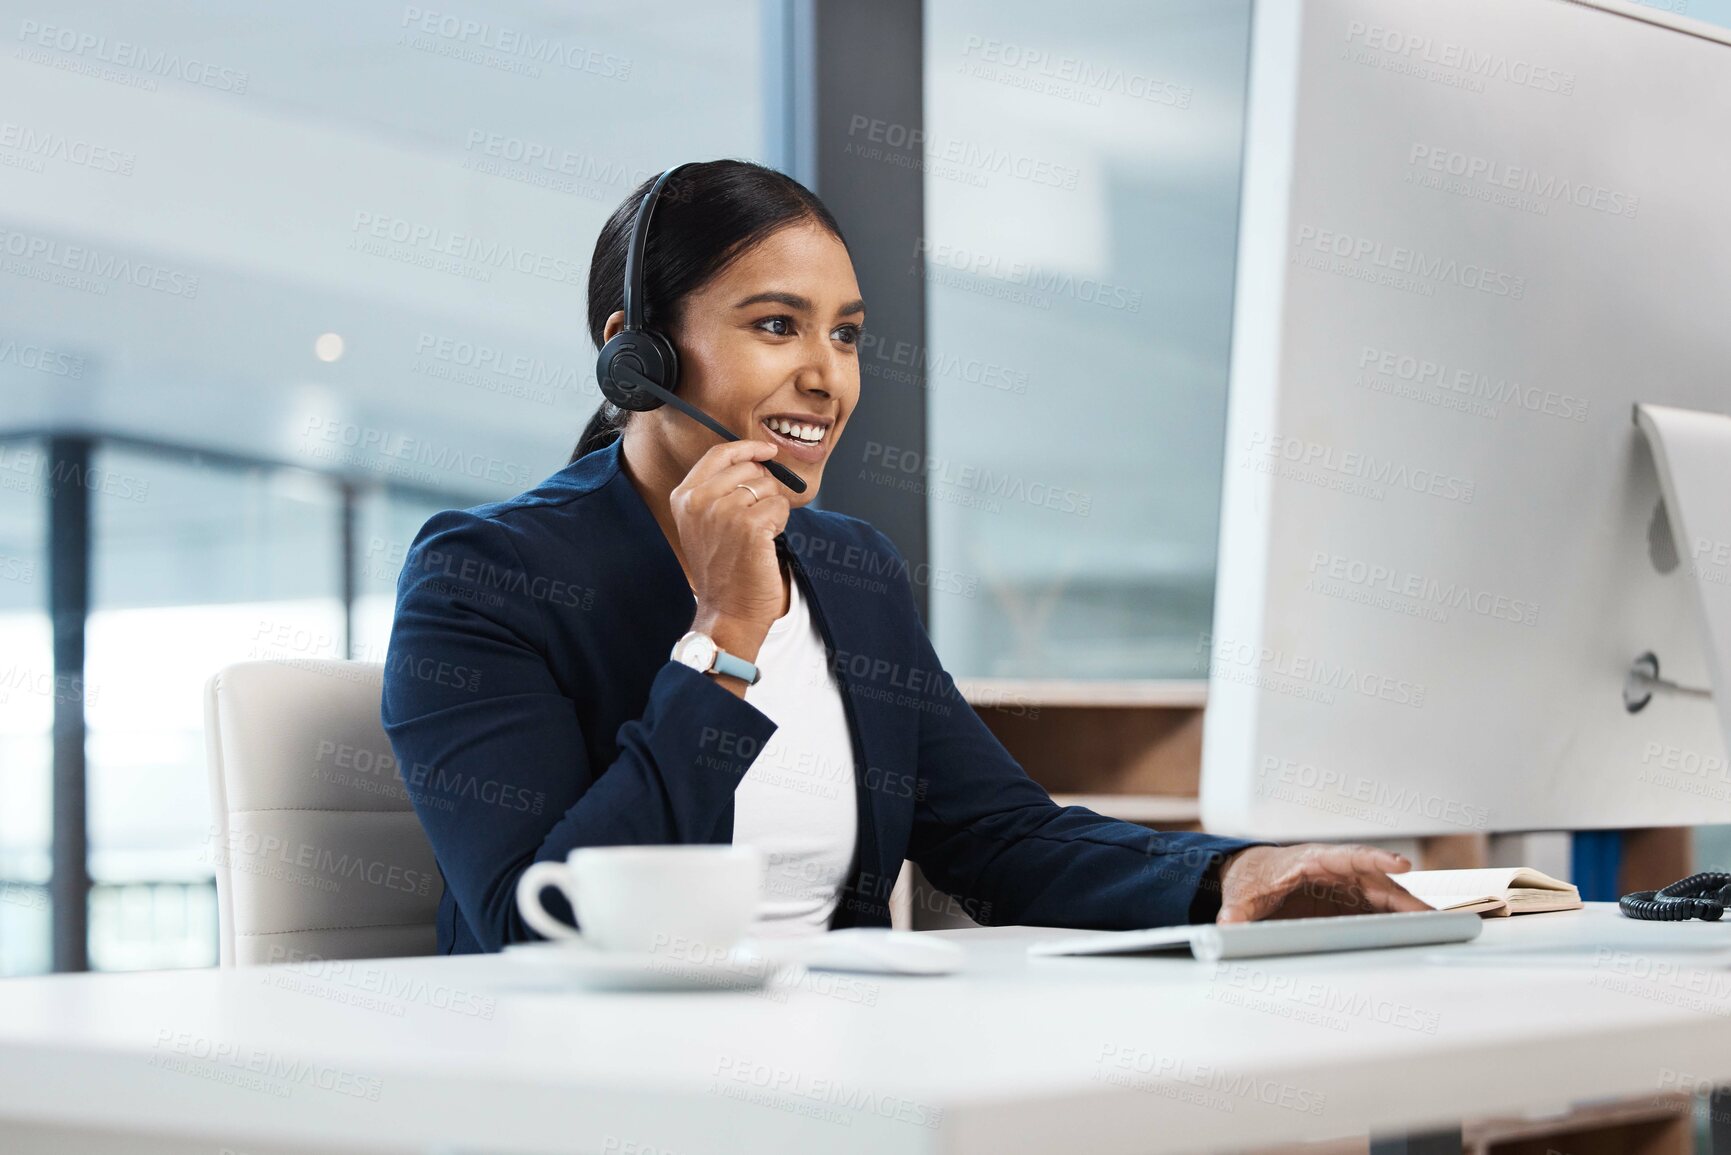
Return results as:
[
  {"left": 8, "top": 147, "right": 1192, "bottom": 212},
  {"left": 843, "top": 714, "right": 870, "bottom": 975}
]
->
[{"left": 612, "top": 221, "right": 864, "bottom": 505}]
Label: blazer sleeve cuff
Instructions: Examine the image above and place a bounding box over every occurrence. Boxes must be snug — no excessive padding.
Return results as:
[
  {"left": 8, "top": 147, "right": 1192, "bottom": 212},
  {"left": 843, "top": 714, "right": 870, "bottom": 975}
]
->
[
  {"left": 1148, "top": 835, "right": 1278, "bottom": 926},
  {"left": 646, "top": 660, "right": 777, "bottom": 787}
]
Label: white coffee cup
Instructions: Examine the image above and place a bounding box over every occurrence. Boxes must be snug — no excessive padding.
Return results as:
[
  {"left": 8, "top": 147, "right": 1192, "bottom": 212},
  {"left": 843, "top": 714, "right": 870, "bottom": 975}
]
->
[{"left": 515, "top": 844, "right": 763, "bottom": 954}]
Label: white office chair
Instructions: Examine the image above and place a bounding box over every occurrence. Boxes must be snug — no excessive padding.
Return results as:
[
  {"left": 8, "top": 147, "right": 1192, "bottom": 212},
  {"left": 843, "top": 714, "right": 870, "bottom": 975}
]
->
[{"left": 203, "top": 660, "right": 443, "bottom": 966}]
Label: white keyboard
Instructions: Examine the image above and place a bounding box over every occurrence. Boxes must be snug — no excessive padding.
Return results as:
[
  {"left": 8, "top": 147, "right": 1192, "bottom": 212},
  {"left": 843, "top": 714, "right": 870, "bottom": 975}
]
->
[{"left": 1027, "top": 909, "right": 1483, "bottom": 964}]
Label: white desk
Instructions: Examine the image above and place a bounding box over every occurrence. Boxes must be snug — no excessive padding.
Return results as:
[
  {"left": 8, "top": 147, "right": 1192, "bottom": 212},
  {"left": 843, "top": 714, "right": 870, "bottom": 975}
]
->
[{"left": 3, "top": 904, "right": 1731, "bottom": 1155}]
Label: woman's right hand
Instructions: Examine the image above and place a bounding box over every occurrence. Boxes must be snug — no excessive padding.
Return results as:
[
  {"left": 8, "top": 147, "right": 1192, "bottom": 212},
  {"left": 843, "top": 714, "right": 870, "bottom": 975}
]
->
[{"left": 669, "top": 440, "right": 792, "bottom": 670}]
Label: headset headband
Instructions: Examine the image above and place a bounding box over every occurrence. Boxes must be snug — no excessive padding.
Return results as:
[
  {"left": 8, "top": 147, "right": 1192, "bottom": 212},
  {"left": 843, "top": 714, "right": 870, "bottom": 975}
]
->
[{"left": 622, "top": 163, "right": 692, "bottom": 333}]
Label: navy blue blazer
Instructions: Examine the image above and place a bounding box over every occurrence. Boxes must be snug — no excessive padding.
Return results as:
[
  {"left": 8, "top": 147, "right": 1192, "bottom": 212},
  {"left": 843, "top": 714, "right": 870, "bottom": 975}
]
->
[{"left": 381, "top": 438, "right": 1266, "bottom": 954}]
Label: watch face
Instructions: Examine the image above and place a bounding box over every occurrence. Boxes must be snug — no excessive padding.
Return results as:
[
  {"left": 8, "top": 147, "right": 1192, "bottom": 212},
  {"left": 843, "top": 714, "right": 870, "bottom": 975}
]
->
[{"left": 672, "top": 631, "right": 717, "bottom": 672}]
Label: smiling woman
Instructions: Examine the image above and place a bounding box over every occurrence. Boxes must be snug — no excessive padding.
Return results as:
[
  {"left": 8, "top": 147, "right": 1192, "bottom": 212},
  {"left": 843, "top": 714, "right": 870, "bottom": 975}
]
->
[
  {"left": 379, "top": 159, "right": 1427, "bottom": 955},
  {"left": 601, "top": 212, "right": 864, "bottom": 496},
  {"left": 570, "top": 161, "right": 862, "bottom": 482}
]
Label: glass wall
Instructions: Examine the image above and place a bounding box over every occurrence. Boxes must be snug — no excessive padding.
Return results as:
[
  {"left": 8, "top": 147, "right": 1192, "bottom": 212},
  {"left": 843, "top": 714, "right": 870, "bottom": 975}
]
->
[
  {"left": 921, "top": 0, "right": 1253, "bottom": 679},
  {"left": 0, "top": 0, "right": 774, "bottom": 975}
]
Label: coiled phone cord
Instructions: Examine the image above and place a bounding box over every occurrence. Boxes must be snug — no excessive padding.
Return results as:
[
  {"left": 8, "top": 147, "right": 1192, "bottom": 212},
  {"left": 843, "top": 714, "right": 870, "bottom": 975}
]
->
[{"left": 1619, "top": 871, "right": 1731, "bottom": 921}]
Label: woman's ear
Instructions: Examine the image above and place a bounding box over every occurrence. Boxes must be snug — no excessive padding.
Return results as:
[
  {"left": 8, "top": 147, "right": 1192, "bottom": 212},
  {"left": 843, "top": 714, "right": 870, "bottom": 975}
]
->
[{"left": 601, "top": 310, "right": 626, "bottom": 343}]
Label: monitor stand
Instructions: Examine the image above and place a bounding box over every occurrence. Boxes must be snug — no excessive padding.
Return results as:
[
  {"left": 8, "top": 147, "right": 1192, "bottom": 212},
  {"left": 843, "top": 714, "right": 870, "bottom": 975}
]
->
[
  {"left": 1628, "top": 404, "right": 1731, "bottom": 730},
  {"left": 1631, "top": 408, "right": 1731, "bottom": 1155}
]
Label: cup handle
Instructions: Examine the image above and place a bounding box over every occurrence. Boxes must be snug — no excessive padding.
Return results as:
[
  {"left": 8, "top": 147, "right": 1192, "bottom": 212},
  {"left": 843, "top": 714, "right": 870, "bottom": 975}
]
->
[{"left": 516, "top": 861, "right": 585, "bottom": 943}]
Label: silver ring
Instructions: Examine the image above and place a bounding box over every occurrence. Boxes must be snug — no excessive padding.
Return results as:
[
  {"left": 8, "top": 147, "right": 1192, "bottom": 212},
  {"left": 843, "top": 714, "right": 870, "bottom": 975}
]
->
[{"left": 735, "top": 483, "right": 760, "bottom": 502}]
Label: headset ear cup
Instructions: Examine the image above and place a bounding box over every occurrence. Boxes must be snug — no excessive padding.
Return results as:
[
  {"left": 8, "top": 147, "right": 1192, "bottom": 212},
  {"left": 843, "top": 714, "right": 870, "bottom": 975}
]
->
[
  {"left": 596, "top": 329, "right": 679, "bottom": 413},
  {"left": 595, "top": 332, "right": 634, "bottom": 408},
  {"left": 654, "top": 331, "right": 680, "bottom": 399}
]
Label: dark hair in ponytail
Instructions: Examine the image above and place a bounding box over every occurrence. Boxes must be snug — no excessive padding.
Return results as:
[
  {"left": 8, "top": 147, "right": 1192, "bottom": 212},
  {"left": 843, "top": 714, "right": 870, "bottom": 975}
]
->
[{"left": 571, "top": 159, "right": 849, "bottom": 464}]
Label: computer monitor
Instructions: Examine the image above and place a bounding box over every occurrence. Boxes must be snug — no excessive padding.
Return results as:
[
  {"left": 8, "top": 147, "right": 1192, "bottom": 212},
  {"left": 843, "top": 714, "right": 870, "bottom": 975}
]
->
[{"left": 1200, "top": 0, "right": 1731, "bottom": 838}]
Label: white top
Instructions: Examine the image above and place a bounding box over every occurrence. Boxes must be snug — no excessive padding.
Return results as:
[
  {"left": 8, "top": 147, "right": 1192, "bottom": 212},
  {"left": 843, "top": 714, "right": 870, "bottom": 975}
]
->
[
  {"left": 4, "top": 906, "right": 1730, "bottom": 1155},
  {"left": 734, "top": 569, "right": 858, "bottom": 937}
]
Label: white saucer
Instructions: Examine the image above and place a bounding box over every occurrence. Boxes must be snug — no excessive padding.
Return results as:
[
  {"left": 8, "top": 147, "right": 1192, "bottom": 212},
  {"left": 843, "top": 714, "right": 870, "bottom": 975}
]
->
[{"left": 502, "top": 939, "right": 782, "bottom": 992}]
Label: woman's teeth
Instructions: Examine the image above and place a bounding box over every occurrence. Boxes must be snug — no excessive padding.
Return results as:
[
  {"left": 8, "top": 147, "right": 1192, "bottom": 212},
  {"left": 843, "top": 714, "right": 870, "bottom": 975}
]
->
[{"left": 764, "top": 417, "right": 824, "bottom": 444}]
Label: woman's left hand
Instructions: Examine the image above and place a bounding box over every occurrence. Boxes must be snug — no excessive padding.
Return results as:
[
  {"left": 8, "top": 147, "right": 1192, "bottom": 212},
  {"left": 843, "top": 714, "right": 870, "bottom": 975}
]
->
[{"left": 1215, "top": 844, "right": 1435, "bottom": 923}]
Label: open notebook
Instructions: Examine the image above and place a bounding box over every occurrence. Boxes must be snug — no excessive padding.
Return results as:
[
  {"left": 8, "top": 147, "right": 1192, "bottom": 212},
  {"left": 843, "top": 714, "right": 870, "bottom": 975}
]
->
[{"left": 1390, "top": 867, "right": 1581, "bottom": 917}]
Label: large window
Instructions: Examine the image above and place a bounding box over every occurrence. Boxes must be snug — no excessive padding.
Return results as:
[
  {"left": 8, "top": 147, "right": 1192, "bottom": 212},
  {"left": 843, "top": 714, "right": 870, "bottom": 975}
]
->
[
  {"left": 921, "top": 0, "right": 1252, "bottom": 679},
  {"left": 0, "top": 0, "right": 775, "bottom": 975}
]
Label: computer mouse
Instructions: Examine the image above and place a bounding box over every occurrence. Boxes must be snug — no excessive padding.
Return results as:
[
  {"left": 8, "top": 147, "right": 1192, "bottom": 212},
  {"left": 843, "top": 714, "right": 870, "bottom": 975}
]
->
[{"left": 799, "top": 929, "right": 964, "bottom": 975}]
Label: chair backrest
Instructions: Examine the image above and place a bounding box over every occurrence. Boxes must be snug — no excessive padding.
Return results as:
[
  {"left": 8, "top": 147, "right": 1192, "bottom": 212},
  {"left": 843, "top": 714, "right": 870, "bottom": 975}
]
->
[{"left": 203, "top": 660, "right": 443, "bottom": 966}]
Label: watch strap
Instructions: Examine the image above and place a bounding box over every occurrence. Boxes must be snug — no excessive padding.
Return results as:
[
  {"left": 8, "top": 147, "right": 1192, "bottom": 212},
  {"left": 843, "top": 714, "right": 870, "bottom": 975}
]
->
[{"left": 712, "top": 647, "right": 760, "bottom": 686}]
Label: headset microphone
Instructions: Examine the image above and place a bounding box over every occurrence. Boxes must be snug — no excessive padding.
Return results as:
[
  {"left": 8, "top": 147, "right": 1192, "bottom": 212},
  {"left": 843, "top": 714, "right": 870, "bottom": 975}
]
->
[{"left": 595, "top": 163, "right": 807, "bottom": 495}]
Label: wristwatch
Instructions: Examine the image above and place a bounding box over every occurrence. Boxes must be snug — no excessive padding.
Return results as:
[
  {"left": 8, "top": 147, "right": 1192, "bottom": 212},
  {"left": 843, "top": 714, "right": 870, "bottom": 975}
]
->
[{"left": 670, "top": 630, "right": 761, "bottom": 686}]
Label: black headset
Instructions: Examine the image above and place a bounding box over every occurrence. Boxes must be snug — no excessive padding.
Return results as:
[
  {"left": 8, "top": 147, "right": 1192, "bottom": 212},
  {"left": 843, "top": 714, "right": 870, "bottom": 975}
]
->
[{"left": 594, "top": 162, "right": 807, "bottom": 493}]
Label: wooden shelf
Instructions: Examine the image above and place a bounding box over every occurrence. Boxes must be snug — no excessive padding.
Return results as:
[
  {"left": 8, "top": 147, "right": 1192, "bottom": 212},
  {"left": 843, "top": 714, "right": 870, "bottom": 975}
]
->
[
  {"left": 1050, "top": 794, "right": 1201, "bottom": 825},
  {"left": 958, "top": 678, "right": 1208, "bottom": 710},
  {"left": 1243, "top": 1091, "right": 1693, "bottom": 1155},
  {"left": 966, "top": 684, "right": 1208, "bottom": 798},
  {"left": 1464, "top": 1093, "right": 1693, "bottom": 1155}
]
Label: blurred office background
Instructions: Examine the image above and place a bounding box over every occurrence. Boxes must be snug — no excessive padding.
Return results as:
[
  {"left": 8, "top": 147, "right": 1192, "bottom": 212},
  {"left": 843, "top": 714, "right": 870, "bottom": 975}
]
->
[{"left": 2, "top": 0, "right": 1728, "bottom": 976}]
